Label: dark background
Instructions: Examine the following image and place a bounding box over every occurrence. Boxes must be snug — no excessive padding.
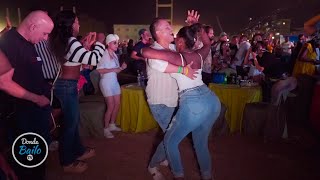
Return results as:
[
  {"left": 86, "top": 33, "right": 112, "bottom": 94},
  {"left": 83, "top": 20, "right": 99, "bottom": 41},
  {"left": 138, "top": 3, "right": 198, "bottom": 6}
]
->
[{"left": 1, "top": 0, "right": 320, "bottom": 34}]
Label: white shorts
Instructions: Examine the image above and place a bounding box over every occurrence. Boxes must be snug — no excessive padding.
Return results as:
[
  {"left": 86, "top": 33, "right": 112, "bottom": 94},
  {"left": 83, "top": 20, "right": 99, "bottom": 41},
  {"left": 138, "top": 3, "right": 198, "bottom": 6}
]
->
[{"left": 99, "top": 78, "right": 121, "bottom": 97}]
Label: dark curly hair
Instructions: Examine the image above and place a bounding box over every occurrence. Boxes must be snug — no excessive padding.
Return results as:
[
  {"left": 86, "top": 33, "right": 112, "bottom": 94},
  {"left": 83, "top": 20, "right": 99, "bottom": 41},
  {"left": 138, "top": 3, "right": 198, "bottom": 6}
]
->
[
  {"left": 49, "top": 10, "right": 76, "bottom": 64},
  {"left": 176, "top": 24, "right": 202, "bottom": 50}
]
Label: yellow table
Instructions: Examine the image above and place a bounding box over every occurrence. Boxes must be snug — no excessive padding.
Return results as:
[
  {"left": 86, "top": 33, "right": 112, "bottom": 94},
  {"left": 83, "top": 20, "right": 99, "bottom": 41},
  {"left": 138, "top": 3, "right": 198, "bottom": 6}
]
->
[
  {"left": 116, "top": 83, "right": 158, "bottom": 133},
  {"left": 209, "top": 83, "right": 262, "bottom": 133}
]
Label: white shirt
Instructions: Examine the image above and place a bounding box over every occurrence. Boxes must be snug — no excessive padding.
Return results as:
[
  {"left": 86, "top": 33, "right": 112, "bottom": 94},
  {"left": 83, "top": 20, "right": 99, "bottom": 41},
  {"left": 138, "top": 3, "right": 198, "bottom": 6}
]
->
[
  {"left": 64, "top": 37, "right": 105, "bottom": 66},
  {"left": 231, "top": 41, "right": 251, "bottom": 68},
  {"left": 145, "top": 42, "right": 178, "bottom": 107},
  {"left": 97, "top": 51, "right": 119, "bottom": 81},
  {"left": 281, "top": 41, "right": 294, "bottom": 55},
  {"left": 170, "top": 53, "right": 204, "bottom": 92},
  {"left": 202, "top": 49, "right": 212, "bottom": 74}
]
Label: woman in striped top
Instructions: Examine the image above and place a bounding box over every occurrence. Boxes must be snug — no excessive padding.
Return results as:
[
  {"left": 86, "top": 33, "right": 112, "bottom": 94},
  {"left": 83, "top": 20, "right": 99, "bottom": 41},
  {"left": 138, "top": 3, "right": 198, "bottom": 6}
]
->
[{"left": 49, "top": 10, "right": 105, "bottom": 173}]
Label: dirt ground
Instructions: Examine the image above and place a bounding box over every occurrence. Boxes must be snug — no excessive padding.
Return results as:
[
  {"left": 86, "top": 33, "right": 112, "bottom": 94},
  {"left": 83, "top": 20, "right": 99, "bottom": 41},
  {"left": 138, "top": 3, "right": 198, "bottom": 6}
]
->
[{"left": 46, "top": 124, "right": 320, "bottom": 180}]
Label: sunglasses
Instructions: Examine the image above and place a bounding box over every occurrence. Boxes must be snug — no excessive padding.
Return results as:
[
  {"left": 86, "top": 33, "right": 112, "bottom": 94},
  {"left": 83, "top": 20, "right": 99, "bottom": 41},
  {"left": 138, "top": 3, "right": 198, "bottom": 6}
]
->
[{"left": 110, "top": 41, "right": 118, "bottom": 45}]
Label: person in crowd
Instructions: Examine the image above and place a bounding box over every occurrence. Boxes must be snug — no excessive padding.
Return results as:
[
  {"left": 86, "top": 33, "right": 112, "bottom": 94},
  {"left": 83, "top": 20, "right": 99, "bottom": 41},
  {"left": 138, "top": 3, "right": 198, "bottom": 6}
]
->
[
  {"left": 127, "top": 39, "right": 134, "bottom": 57},
  {"left": 35, "top": 39, "right": 61, "bottom": 150},
  {"left": 97, "top": 34, "right": 127, "bottom": 138},
  {"left": 243, "top": 42, "right": 264, "bottom": 82},
  {"left": 252, "top": 42, "right": 296, "bottom": 103},
  {"left": 202, "top": 25, "right": 215, "bottom": 85},
  {"left": 263, "top": 34, "right": 274, "bottom": 53},
  {"left": 213, "top": 32, "right": 228, "bottom": 57},
  {"left": 143, "top": 10, "right": 200, "bottom": 180},
  {"left": 213, "top": 41, "right": 236, "bottom": 75},
  {"left": 229, "top": 35, "right": 239, "bottom": 60},
  {"left": 251, "top": 33, "right": 263, "bottom": 45},
  {"left": 0, "top": 10, "right": 53, "bottom": 179},
  {"left": 130, "top": 28, "right": 151, "bottom": 75},
  {"left": 142, "top": 22, "right": 221, "bottom": 180},
  {"left": 289, "top": 34, "right": 306, "bottom": 74},
  {"left": 293, "top": 39, "right": 319, "bottom": 76},
  {"left": 280, "top": 36, "right": 295, "bottom": 63},
  {"left": 231, "top": 34, "right": 251, "bottom": 69},
  {"left": 49, "top": 10, "right": 105, "bottom": 173}
]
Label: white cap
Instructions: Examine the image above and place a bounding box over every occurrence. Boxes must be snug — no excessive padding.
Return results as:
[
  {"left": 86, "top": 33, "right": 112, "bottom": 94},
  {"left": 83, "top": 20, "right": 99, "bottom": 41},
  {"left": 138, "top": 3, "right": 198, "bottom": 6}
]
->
[{"left": 106, "top": 34, "right": 119, "bottom": 44}]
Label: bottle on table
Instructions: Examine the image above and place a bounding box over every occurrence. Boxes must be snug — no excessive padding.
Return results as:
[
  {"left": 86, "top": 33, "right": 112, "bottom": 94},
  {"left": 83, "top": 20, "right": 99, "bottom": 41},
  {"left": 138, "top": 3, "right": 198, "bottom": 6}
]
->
[{"left": 137, "top": 70, "right": 142, "bottom": 86}]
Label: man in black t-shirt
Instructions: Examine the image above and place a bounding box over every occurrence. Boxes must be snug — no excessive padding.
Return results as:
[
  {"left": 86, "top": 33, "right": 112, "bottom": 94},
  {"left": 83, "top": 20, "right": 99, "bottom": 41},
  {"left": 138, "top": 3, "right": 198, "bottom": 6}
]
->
[
  {"left": 0, "top": 10, "right": 54, "bottom": 180},
  {"left": 255, "top": 46, "right": 297, "bottom": 103},
  {"left": 130, "top": 28, "right": 151, "bottom": 75}
]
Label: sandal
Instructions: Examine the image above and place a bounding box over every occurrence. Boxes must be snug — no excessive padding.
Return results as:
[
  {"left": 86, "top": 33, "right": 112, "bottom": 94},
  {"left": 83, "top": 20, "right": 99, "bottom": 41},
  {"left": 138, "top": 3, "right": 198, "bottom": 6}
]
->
[
  {"left": 63, "top": 160, "right": 88, "bottom": 173},
  {"left": 77, "top": 147, "right": 96, "bottom": 161}
]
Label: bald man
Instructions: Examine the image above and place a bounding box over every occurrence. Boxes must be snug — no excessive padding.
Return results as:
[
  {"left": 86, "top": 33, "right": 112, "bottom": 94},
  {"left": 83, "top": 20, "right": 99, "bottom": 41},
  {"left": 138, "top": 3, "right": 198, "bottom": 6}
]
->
[{"left": 0, "top": 10, "right": 54, "bottom": 180}]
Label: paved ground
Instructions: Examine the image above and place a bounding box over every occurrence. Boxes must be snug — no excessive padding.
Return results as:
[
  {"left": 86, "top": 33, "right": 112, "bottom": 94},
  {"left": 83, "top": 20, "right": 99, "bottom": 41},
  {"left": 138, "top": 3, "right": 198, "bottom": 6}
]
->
[{"left": 46, "top": 125, "right": 320, "bottom": 180}]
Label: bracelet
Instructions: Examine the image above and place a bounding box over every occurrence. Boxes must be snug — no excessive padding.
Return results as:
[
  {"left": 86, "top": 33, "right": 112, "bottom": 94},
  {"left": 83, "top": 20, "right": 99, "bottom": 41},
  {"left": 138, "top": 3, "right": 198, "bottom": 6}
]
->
[
  {"left": 184, "top": 67, "right": 189, "bottom": 76},
  {"left": 178, "top": 66, "right": 183, "bottom": 73}
]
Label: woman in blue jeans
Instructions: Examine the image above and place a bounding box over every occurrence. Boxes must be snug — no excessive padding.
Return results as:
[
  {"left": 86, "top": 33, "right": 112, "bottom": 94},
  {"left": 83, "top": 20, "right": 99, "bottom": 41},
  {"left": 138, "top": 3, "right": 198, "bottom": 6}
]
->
[
  {"left": 49, "top": 10, "right": 105, "bottom": 173},
  {"left": 142, "top": 24, "right": 221, "bottom": 179}
]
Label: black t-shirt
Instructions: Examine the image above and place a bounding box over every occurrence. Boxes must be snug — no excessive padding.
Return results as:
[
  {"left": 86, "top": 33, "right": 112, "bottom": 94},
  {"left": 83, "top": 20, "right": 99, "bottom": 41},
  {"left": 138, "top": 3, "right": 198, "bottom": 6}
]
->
[
  {"left": 257, "top": 52, "right": 287, "bottom": 78},
  {"left": 0, "top": 29, "right": 50, "bottom": 106},
  {"left": 133, "top": 41, "right": 150, "bottom": 57},
  {"left": 229, "top": 43, "right": 238, "bottom": 59}
]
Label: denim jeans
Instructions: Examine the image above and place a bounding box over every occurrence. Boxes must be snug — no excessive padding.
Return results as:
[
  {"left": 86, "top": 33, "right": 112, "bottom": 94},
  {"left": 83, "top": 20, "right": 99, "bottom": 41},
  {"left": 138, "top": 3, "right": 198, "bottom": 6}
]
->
[
  {"left": 148, "top": 104, "right": 175, "bottom": 168},
  {"left": 164, "top": 85, "right": 221, "bottom": 178},
  {"left": 54, "top": 79, "right": 85, "bottom": 166}
]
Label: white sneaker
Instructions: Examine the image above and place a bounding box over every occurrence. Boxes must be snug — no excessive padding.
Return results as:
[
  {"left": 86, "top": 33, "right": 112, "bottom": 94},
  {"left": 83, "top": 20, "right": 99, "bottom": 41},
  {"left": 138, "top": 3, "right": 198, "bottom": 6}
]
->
[
  {"left": 108, "top": 124, "right": 122, "bottom": 132},
  {"left": 104, "top": 128, "right": 114, "bottom": 138},
  {"left": 148, "top": 166, "right": 165, "bottom": 180}
]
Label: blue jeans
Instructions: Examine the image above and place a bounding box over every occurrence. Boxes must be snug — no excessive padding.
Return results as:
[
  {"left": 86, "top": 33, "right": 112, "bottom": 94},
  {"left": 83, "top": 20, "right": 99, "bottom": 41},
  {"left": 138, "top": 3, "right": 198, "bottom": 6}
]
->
[
  {"left": 54, "top": 79, "right": 85, "bottom": 166},
  {"left": 165, "top": 85, "right": 221, "bottom": 178},
  {"left": 148, "top": 104, "right": 175, "bottom": 168}
]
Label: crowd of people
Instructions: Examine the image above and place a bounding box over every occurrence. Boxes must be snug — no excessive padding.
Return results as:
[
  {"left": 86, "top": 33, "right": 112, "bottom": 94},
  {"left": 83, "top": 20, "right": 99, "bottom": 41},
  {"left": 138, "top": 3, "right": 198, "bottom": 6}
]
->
[{"left": 0, "top": 7, "right": 319, "bottom": 180}]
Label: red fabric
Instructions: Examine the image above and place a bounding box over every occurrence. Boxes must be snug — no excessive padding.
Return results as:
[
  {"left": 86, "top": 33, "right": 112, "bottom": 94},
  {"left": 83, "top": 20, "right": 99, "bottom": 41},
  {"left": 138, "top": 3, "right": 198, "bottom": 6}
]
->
[
  {"left": 77, "top": 75, "right": 87, "bottom": 92},
  {"left": 310, "top": 84, "right": 320, "bottom": 134}
]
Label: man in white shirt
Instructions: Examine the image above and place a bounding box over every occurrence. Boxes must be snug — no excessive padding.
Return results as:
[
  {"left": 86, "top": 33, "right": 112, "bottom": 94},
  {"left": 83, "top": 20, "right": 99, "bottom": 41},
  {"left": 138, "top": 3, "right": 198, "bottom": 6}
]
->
[
  {"left": 280, "top": 36, "right": 295, "bottom": 63},
  {"left": 145, "top": 19, "right": 178, "bottom": 180},
  {"left": 145, "top": 16, "right": 198, "bottom": 179},
  {"left": 231, "top": 35, "right": 251, "bottom": 69}
]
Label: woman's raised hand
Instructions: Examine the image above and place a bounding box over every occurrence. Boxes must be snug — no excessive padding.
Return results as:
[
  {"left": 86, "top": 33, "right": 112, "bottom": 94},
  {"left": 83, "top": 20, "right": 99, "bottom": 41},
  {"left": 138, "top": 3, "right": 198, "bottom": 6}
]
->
[{"left": 185, "top": 10, "right": 200, "bottom": 25}]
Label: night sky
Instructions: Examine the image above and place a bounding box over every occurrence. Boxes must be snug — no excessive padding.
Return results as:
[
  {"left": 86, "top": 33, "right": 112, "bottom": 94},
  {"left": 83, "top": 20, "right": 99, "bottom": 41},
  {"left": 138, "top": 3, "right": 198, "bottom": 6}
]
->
[{"left": 1, "top": 0, "right": 320, "bottom": 34}]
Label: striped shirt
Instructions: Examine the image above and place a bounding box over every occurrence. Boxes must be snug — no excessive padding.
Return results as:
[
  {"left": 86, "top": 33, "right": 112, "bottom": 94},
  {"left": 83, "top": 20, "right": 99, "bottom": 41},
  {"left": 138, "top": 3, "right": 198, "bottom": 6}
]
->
[
  {"left": 34, "top": 40, "right": 60, "bottom": 80},
  {"left": 64, "top": 37, "right": 105, "bottom": 66}
]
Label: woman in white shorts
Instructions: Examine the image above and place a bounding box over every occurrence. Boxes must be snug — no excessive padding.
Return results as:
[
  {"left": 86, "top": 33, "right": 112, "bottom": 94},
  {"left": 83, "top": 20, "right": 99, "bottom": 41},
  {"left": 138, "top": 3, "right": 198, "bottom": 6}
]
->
[{"left": 97, "top": 34, "right": 127, "bottom": 138}]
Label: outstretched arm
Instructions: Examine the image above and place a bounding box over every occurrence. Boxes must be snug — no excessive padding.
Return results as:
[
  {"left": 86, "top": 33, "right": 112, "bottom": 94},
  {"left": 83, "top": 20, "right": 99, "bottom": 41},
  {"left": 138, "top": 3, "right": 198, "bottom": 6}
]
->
[
  {"left": 194, "top": 28, "right": 211, "bottom": 60},
  {"left": 141, "top": 29, "right": 210, "bottom": 66},
  {"left": 304, "top": 14, "right": 320, "bottom": 35},
  {"left": 142, "top": 48, "right": 182, "bottom": 66}
]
